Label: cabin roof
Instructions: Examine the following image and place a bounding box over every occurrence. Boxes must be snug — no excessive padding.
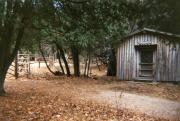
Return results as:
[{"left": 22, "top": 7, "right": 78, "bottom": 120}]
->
[{"left": 123, "top": 28, "right": 180, "bottom": 40}]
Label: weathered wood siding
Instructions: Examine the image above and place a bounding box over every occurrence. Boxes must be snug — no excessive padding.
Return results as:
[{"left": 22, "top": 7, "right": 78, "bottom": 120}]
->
[{"left": 117, "top": 33, "right": 180, "bottom": 81}]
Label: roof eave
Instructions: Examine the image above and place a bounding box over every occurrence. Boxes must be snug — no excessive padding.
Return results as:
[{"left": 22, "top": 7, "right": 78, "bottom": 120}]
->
[{"left": 121, "top": 28, "right": 180, "bottom": 41}]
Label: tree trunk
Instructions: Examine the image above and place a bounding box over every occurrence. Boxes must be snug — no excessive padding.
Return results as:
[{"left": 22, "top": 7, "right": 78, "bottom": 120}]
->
[
  {"left": 96, "top": 57, "right": 101, "bottom": 71},
  {"left": 107, "top": 48, "right": 117, "bottom": 76},
  {"left": 0, "top": 24, "right": 25, "bottom": 96},
  {"left": 71, "top": 45, "right": 80, "bottom": 77},
  {"left": 83, "top": 58, "right": 88, "bottom": 76},
  {"left": 39, "top": 41, "right": 56, "bottom": 75},
  {"left": 14, "top": 55, "right": 19, "bottom": 79},
  {"left": 0, "top": 70, "right": 6, "bottom": 96},
  {"left": 56, "top": 43, "right": 71, "bottom": 76},
  {"left": 87, "top": 55, "right": 91, "bottom": 76},
  {"left": 57, "top": 49, "right": 65, "bottom": 74}
]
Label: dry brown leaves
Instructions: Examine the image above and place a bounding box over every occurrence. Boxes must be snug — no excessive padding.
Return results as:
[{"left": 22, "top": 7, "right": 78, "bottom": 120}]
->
[{"left": 0, "top": 76, "right": 169, "bottom": 121}]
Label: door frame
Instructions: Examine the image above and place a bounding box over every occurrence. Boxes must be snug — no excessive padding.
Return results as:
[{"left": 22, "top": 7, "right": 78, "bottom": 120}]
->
[{"left": 135, "top": 45, "right": 157, "bottom": 81}]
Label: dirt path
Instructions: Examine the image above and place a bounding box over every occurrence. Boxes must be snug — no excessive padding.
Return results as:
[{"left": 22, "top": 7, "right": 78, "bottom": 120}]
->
[
  {"left": 86, "top": 90, "right": 180, "bottom": 121},
  {"left": 3, "top": 78, "right": 180, "bottom": 121}
]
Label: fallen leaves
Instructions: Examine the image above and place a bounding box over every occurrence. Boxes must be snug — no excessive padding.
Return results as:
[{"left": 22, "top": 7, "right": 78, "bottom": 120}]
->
[{"left": 0, "top": 77, "right": 169, "bottom": 121}]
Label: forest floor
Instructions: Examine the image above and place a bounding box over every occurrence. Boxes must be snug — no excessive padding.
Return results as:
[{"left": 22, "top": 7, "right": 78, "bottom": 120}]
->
[
  {"left": 29, "top": 63, "right": 180, "bottom": 102},
  {"left": 1, "top": 74, "right": 180, "bottom": 121}
]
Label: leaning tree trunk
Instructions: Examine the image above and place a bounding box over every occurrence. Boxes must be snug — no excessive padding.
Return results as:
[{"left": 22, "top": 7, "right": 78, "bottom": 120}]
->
[
  {"left": 56, "top": 43, "right": 71, "bottom": 76},
  {"left": 96, "top": 57, "right": 101, "bottom": 71},
  {"left": 87, "top": 55, "right": 91, "bottom": 76},
  {"left": 56, "top": 49, "right": 65, "bottom": 74},
  {"left": 0, "top": 48, "right": 14, "bottom": 95},
  {"left": 0, "top": 25, "right": 25, "bottom": 95},
  {"left": 0, "top": 69, "right": 7, "bottom": 95},
  {"left": 39, "top": 41, "right": 56, "bottom": 75},
  {"left": 107, "top": 48, "right": 117, "bottom": 76},
  {"left": 71, "top": 45, "right": 80, "bottom": 77},
  {"left": 83, "top": 58, "right": 88, "bottom": 76}
]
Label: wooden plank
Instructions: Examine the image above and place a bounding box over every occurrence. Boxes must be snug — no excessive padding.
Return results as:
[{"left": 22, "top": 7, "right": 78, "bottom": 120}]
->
[
  {"left": 135, "top": 35, "right": 138, "bottom": 78},
  {"left": 171, "top": 42, "right": 175, "bottom": 81},
  {"left": 175, "top": 43, "right": 178, "bottom": 81},
  {"left": 116, "top": 47, "right": 119, "bottom": 78},
  {"left": 132, "top": 36, "right": 135, "bottom": 79},
  {"left": 127, "top": 38, "right": 129, "bottom": 80},
  {"left": 129, "top": 38, "right": 131, "bottom": 80},
  {"left": 121, "top": 42, "right": 123, "bottom": 80},
  {"left": 168, "top": 40, "right": 171, "bottom": 81},
  {"left": 119, "top": 45, "right": 122, "bottom": 79},
  {"left": 166, "top": 39, "right": 169, "bottom": 81},
  {"left": 123, "top": 40, "right": 126, "bottom": 80},
  {"left": 153, "top": 45, "right": 157, "bottom": 81},
  {"left": 169, "top": 42, "right": 172, "bottom": 81},
  {"left": 172, "top": 42, "right": 176, "bottom": 81},
  {"left": 162, "top": 38, "right": 166, "bottom": 81},
  {"left": 128, "top": 38, "right": 131, "bottom": 80},
  {"left": 121, "top": 42, "right": 124, "bottom": 80},
  {"left": 159, "top": 36, "right": 163, "bottom": 81},
  {"left": 163, "top": 38, "right": 168, "bottom": 81},
  {"left": 130, "top": 36, "right": 133, "bottom": 80},
  {"left": 133, "top": 35, "right": 136, "bottom": 79},
  {"left": 118, "top": 47, "right": 120, "bottom": 79},
  {"left": 122, "top": 41, "right": 125, "bottom": 80},
  {"left": 119, "top": 44, "right": 121, "bottom": 79},
  {"left": 118, "top": 47, "right": 121, "bottom": 79},
  {"left": 124, "top": 38, "right": 127, "bottom": 80},
  {"left": 154, "top": 34, "right": 158, "bottom": 81},
  {"left": 177, "top": 43, "right": 180, "bottom": 80},
  {"left": 136, "top": 35, "right": 140, "bottom": 78}
]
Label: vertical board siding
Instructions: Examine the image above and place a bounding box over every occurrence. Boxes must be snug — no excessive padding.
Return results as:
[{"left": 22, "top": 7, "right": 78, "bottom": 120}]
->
[
  {"left": 175, "top": 43, "right": 179, "bottom": 81},
  {"left": 158, "top": 37, "right": 162, "bottom": 81},
  {"left": 117, "top": 47, "right": 119, "bottom": 79},
  {"left": 117, "top": 33, "right": 180, "bottom": 82},
  {"left": 118, "top": 45, "right": 121, "bottom": 79},
  {"left": 166, "top": 39, "right": 170, "bottom": 81},
  {"left": 130, "top": 37, "right": 133, "bottom": 80},
  {"left": 162, "top": 39, "right": 166, "bottom": 81},
  {"left": 168, "top": 42, "right": 172, "bottom": 81},
  {"left": 125, "top": 39, "right": 128, "bottom": 79},
  {"left": 120, "top": 44, "right": 123, "bottom": 79},
  {"left": 133, "top": 35, "right": 136, "bottom": 79},
  {"left": 121, "top": 41, "right": 125, "bottom": 79},
  {"left": 127, "top": 39, "right": 129, "bottom": 80},
  {"left": 172, "top": 39, "right": 176, "bottom": 81},
  {"left": 169, "top": 43, "right": 173, "bottom": 81},
  {"left": 121, "top": 42, "right": 124, "bottom": 80},
  {"left": 177, "top": 43, "right": 180, "bottom": 81}
]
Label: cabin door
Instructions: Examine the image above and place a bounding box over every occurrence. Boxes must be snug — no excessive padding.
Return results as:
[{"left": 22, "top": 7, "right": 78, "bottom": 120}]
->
[{"left": 139, "top": 49, "right": 154, "bottom": 79}]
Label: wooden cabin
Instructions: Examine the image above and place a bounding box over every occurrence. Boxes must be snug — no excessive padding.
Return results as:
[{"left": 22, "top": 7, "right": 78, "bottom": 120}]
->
[{"left": 117, "top": 28, "right": 180, "bottom": 82}]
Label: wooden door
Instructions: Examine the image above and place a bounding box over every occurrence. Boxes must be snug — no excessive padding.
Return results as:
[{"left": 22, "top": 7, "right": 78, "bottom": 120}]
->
[{"left": 139, "top": 49, "right": 154, "bottom": 78}]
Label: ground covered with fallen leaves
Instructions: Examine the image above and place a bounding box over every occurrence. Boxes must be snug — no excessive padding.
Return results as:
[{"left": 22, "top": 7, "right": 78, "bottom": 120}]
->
[{"left": 0, "top": 75, "right": 175, "bottom": 121}]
